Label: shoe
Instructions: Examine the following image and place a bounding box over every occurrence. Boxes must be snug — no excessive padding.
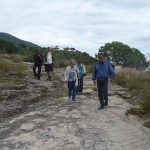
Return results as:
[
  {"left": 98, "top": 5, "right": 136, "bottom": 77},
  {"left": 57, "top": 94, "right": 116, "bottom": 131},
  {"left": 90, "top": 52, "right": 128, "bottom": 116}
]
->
[
  {"left": 72, "top": 99, "right": 76, "bottom": 101},
  {"left": 98, "top": 106, "right": 105, "bottom": 110},
  {"left": 47, "top": 77, "right": 51, "bottom": 81},
  {"left": 48, "top": 77, "right": 52, "bottom": 81},
  {"left": 105, "top": 102, "right": 108, "bottom": 106}
]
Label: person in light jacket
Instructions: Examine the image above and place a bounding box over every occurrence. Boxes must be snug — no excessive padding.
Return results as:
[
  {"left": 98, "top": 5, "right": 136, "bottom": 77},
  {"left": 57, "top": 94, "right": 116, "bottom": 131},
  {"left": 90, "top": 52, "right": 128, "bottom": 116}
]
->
[
  {"left": 92, "top": 53, "right": 115, "bottom": 109},
  {"left": 44, "top": 47, "right": 54, "bottom": 81},
  {"left": 65, "top": 60, "right": 79, "bottom": 101}
]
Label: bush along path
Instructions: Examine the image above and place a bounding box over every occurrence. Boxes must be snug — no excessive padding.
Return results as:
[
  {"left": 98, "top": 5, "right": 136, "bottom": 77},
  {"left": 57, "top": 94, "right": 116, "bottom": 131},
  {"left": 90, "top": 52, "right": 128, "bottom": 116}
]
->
[{"left": 0, "top": 63, "right": 150, "bottom": 150}]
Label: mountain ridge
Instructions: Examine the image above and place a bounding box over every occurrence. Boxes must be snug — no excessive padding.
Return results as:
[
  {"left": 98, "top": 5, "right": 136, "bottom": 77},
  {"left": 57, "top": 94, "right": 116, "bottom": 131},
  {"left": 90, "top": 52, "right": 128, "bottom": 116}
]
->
[{"left": 0, "top": 32, "right": 40, "bottom": 48}]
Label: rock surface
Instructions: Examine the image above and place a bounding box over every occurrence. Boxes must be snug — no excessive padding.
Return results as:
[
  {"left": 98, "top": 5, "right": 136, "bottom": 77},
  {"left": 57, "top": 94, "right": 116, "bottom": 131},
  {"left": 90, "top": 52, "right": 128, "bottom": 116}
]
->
[{"left": 0, "top": 64, "right": 150, "bottom": 150}]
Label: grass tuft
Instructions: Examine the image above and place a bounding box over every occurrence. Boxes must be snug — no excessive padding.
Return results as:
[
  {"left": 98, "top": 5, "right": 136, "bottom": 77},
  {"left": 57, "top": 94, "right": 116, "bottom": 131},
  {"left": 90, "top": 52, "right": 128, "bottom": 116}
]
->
[
  {"left": 52, "top": 73, "right": 61, "bottom": 81},
  {"left": 143, "top": 121, "right": 150, "bottom": 128}
]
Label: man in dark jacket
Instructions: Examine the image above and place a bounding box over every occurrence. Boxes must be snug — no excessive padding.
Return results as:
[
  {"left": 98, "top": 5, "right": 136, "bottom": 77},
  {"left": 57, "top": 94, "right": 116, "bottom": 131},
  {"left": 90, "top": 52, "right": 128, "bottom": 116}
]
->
[
  {"left": 33, "top": 50, "right": 43, "bottom": 80},
  {"left": 92, "top": 53, "right": 115, "bottom": 109}
]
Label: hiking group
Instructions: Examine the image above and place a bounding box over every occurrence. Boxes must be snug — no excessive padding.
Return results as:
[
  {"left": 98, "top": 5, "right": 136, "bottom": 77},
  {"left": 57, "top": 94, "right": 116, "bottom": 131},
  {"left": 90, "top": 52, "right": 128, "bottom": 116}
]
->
[
  {"left": 33, "top": 48, "right": 115, "bottom": 110},
  {"left": 33, "top": 47, "right": 54, "bottom": 81}
]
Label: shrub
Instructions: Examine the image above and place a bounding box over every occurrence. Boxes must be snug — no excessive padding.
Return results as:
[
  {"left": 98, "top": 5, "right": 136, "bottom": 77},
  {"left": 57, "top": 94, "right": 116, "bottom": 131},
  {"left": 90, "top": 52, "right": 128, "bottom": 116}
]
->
[
  {"left": 86, "top": 65, "right": 94, "bottom": 73},
  {"left": 23, "top": 54, "right": 33, "bottom": 62},
  {"left": 140, "top": 90, "right": 150, "bottom": 113}
]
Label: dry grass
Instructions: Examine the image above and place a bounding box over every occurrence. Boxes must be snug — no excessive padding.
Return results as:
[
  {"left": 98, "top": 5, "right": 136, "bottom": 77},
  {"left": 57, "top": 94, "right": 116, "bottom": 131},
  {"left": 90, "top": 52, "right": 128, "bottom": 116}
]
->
[
  {"left": 0, "top": 54, "right": 24, "bottom": 62},
  {"left": 0, "top": 59, "right": 26, "bottom": 78},
  {"left": 115, "top": 67, "right": 150, "bottom": 114},
  {"left": 115, "top": 68, "right": 150, "bottom": 91}
]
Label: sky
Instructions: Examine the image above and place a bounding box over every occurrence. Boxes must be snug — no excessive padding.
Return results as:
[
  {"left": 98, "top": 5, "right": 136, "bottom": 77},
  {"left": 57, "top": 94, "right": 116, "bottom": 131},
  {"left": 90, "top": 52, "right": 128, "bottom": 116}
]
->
[{"left": 0, "top": 0, "right": 150, "bottom": 57}]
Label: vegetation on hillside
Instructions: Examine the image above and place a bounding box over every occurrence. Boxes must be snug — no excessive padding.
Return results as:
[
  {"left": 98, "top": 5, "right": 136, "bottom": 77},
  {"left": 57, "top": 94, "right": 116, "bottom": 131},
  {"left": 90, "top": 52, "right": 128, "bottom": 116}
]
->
[
  {"left": 0, "top": 33, "right": 96, "bottom": 67},
  {"left": 0, "top": 39, "right": 18, "bottom": 53},
  {"left": 23, "top": 48, "right": 96, "bottom": 67}
]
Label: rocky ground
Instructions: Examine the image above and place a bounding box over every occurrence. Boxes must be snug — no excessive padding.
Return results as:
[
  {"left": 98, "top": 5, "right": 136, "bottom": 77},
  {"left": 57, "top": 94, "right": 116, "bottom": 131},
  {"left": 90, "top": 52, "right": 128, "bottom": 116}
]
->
[{"left": 0, "top": 63, "right": 150, "bottom": 150}]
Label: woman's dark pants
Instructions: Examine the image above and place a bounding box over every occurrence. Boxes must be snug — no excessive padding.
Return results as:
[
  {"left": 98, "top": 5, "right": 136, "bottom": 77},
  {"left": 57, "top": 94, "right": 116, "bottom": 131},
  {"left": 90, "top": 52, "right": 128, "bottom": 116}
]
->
[
  {"left": 77, "top": 78, "right": 83, "bottom": 93},
  {"left": 33, "top": 63, "right": 42, "bottom": 79}
]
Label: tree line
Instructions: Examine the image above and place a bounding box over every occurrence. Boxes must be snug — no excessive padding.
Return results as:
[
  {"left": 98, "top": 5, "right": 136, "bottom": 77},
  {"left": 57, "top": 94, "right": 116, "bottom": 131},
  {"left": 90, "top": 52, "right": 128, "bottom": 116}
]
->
[{"left": 0, "top": 39, "right": 149, "bottom": 69}]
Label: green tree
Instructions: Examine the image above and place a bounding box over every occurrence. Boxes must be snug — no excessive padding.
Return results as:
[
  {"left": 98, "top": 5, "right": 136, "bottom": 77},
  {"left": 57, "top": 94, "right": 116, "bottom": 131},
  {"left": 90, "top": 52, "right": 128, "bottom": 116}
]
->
[{"left": 99, "top": 41, "right": 148, "bottom": 69}]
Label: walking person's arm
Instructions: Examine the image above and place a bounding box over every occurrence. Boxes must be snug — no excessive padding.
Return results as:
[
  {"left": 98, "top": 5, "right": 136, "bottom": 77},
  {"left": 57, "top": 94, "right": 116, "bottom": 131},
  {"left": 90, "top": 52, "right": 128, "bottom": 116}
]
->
[
  {"left": 65, "top": 67, "right": 69, "bottom": 83},
  {"left": 92, "top": 64, "right": 97, "bottom": 85},
  {"left": 108, "top": 63, "right": 115, "bottom": 83},
  {"left": 39, "top": 54, "right": 44, "bottom": 63},
  {"left": 83, "top": 65, "right": 86, "bottom": 75}
]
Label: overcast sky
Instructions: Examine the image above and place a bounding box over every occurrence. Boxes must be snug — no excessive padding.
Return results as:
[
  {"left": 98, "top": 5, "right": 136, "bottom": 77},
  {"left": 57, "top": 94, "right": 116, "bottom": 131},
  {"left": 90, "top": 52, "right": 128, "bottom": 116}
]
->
[{"left": 0, "top": 0, "right": 150, "bottom": 57}]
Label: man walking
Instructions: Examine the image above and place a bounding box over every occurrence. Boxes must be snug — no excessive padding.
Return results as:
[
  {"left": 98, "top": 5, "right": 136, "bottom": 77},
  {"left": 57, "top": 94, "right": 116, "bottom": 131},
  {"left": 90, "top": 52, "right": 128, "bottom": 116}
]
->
[{"left": 92, "top": 53, "right": 115, "bottom": 109}]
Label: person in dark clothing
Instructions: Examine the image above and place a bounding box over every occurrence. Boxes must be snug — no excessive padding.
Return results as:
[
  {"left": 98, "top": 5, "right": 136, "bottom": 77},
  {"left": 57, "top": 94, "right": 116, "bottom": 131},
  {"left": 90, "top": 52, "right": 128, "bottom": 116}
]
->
[
  {"left": 92, "top": 53, "right": 115, "bottom": 109},
  {"left": 33, "top": 50, "right": 43, "bottom": 80},
  {"left": 76, "top": 60, "right": 86, "bottom": 94}
]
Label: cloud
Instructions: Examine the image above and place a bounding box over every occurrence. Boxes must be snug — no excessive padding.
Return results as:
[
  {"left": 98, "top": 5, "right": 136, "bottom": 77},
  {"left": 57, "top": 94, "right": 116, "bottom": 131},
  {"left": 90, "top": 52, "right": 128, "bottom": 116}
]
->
[{"left": 0, "top": 0, "right": 150, "bottom": 57}]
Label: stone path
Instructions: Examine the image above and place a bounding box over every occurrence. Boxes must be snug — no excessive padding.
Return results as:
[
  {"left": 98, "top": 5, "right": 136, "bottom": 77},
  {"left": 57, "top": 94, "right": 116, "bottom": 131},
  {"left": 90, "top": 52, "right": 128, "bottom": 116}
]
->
[{"left": 0, "top": 67, "right": 150, "bottom": 150}]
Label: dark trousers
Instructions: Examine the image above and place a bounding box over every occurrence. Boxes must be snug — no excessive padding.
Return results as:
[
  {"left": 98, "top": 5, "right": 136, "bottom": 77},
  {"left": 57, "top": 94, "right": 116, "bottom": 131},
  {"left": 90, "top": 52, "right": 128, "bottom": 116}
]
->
[
  {"left": 77, "top": 78, "right": 83, "bottom": 93},
  {"left": 33, "top": 63, "right": 42, "bottom": 79},
  {"left": 68, "top": 80, "right": 76, "bottom": 100},
  {"left": 97, "top": 78, "right": 108, "bottom": 106}
]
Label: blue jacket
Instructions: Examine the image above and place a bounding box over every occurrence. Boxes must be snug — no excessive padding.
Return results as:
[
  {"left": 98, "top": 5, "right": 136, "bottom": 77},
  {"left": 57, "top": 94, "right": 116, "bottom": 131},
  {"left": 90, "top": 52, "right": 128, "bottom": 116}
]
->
[{"left": 92, "top": 61, "right": 115, "bottom": 80}]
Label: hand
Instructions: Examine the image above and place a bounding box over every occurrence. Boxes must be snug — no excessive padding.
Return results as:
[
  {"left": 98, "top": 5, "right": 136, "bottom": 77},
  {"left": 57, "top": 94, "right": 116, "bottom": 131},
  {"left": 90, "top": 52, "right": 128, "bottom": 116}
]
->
[
  {"left": 65, "top": 80, "right": 68, "bottom": 84},
  {"left": 93, "top": 80, "right": 96, "bottom": 85},
  {"left": 110, "top": 78, "right": 113, "bottom": 83}
]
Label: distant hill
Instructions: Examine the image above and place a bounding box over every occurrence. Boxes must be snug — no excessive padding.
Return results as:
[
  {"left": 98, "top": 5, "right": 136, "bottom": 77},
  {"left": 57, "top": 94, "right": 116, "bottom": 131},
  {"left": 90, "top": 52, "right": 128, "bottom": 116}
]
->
[{"left": 0, "top": 32, "right": 40, "bottom": 48}]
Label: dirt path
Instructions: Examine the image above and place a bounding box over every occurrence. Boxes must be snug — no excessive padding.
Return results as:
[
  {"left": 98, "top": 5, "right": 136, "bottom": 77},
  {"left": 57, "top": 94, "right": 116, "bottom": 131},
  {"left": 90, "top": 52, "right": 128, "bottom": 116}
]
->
[{"left": 0, "top": 65, "right": 150, "bottom": 150}]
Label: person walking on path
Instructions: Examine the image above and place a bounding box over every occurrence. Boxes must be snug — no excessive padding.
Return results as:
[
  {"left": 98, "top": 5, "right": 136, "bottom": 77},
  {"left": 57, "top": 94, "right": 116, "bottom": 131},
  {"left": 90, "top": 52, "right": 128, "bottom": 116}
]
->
[
  {"left": 65, "top": 60, "right": 79, "bottom": 101},
  {"left": 76, "top": 60, "right": 86, "bottom": 94},
  {"left": 92, "top": 53, "right": 115, "bottom": 109},
  {"left": 33, "top": 50, "right": 43, "bottom": 80},
  {"left": 44, "top": 47, "right": 54, "bottom": 81}
]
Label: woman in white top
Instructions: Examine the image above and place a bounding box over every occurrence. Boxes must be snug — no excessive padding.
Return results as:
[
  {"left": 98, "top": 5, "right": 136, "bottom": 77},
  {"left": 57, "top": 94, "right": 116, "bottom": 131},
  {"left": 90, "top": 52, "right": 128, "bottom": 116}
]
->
[
  {"left": 44, "top": 47, "right": 54, "bottom": 81},
  {"left": 65, "top": 60, "right": 79, "bottom": 101}
]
